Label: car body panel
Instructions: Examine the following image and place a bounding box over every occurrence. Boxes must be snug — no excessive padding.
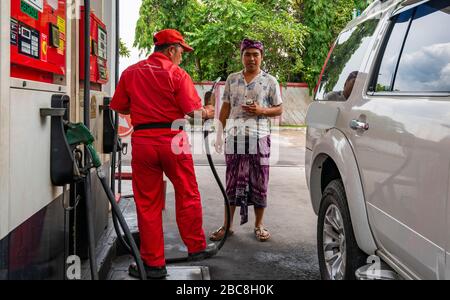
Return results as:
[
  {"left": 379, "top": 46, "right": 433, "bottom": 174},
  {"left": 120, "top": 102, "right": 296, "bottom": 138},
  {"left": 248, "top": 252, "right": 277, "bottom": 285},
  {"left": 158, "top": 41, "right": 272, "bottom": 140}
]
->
[
  {"left": 306, "top": 0, "right": 450, "bottom": 279},
  {"left": 344, "top": 94, "right": 449, "bottom": 279},
  {"left": 306, "top": 128, "right": 378, "bottom": 255}
]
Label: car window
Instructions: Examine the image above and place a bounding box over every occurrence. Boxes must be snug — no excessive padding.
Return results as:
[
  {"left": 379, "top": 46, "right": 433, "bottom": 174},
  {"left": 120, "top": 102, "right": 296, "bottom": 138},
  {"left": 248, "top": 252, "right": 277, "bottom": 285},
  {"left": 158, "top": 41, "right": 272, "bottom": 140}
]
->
[
  {"left": 315, "top": 17, "right": 380, "bottom": 101},
  {"left": 374, "top": 10, "right": 414, "bottom": 92},
  {"left": 394, "top": 0, "right": 450, "bottom": 92},
  {"left": 374, "top": 0, "right": 450, "bottom": 93}
]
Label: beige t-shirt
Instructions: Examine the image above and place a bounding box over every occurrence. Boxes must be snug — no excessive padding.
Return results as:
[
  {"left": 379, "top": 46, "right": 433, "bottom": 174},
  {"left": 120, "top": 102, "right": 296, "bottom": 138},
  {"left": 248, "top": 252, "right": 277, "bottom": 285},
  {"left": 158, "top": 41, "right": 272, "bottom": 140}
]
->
[{"left": 222, "top": 71, "right": 283, "bottom": 138}]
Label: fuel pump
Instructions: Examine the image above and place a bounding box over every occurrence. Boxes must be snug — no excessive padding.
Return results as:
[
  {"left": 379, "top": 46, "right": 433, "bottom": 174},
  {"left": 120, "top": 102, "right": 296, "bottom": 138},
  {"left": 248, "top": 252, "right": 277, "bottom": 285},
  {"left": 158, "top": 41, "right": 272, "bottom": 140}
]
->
[
  {"left": 80, "top": 6, "right": 109, "bottom": 87},
  {"left": 10, "top": 0, "right": 66, "bottom": 83},
  {"left": 3, "top": 0, "right": 144, "bottom": 280},
  {"left": 64, "top": 122, "right": 146, "bottom": 280}
]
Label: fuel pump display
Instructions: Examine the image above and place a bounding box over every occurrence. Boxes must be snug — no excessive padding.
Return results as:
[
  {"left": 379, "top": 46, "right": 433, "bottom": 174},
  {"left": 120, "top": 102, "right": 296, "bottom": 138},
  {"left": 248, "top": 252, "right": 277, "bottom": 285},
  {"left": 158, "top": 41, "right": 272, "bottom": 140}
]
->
[
  {"left": 10, "top": 0, "right": 66, "bottom": 83},
  {"left": 80, "top": 7, "right": 109, "bottom": 85}
]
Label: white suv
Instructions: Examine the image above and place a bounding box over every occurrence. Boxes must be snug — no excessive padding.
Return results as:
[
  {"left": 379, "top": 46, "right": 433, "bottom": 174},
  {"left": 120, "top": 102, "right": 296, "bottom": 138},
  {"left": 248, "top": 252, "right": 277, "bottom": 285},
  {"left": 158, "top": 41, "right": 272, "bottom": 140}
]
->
[{"left": 305, "top": 0, "right": 450, "bottom": 280}]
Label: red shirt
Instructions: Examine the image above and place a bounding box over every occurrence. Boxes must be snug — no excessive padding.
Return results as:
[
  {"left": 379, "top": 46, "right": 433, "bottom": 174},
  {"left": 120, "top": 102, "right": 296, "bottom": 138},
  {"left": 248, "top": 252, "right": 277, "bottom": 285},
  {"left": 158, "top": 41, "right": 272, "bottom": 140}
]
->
[{"left": 110, "top": 52, "right": 202, "bottom": 139}]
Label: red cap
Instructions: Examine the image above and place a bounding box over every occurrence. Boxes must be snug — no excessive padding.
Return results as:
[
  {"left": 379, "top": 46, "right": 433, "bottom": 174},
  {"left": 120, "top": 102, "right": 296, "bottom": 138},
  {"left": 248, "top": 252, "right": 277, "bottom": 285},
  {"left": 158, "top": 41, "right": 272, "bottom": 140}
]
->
[{"left": 153, "top": 29, "right": 194, "bottom": 52}]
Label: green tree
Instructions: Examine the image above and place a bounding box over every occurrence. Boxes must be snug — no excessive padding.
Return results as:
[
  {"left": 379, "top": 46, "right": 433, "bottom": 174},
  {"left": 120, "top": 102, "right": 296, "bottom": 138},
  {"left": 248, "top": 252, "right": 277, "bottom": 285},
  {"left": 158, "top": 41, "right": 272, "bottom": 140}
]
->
[
  {"left": 134, "top": 0, "right": 308, "bottom": 83},
  {"left": 119, "top": 38, "right": 131, "bottom": 58},
  {"left": 133, "top": 0, "right": 369, "bottom": 86},
  {"left": 250, "top": 11, "right": 308, "bottom": 82},
  {"left": 134, "top": 0, "right": 203, "bottom": 76},
  {"left": 188, "top": 0, "right": 256, "bottom": 80},
  {"left": 297, "top": 0, "right": 371, "bottom": 92}
]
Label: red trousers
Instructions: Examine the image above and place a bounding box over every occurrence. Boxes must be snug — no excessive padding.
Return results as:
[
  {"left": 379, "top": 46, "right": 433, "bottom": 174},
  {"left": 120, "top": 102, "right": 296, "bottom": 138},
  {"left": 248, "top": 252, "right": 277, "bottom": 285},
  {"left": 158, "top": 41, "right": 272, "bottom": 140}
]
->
[{"left": 131, "top": 134, "right": 206, "bottom": 267}]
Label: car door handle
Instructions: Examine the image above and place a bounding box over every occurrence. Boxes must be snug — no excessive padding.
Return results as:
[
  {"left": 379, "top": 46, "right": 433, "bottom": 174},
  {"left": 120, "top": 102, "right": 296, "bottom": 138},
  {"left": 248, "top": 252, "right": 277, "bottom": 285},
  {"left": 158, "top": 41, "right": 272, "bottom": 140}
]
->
[{"left": 350, "top": 119, "right": 369, "bottom": 131}]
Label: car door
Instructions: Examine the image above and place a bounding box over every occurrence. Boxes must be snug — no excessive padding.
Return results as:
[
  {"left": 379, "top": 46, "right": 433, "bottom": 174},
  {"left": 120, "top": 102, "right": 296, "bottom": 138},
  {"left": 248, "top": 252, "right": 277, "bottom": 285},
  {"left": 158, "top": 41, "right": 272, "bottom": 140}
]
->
[
  {"left": 345, "top": 0, "right": 450, "bottom": 279},
  {"left": 447, "top": 176, "right": 450, "bottom": 280}
]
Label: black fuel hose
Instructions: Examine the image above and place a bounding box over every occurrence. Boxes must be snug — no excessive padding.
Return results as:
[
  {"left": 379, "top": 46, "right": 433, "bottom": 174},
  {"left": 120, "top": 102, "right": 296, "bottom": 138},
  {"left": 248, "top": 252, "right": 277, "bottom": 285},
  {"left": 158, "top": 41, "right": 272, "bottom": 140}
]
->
[
  {"left": 107, "top": 84, "right": 230, "bottom": 269},
  {"left": 112, "top": 208, "right": 132, "bottom": 254},
  {"left": 202, "top": 79, "right": 231, "bottom": 252},
  {"left": 82, "top": 0, "right": 99, "bottom": 281},
  {"left": 81, "top": 146, "right": 146, "bottom": 280},
  {"left": 110, "top": 0, "right": 133, "bottom": 263},
  {"left": 113, "top": 127, "right": 232, "bottom": 265},
  {"left": 81, "top": 0, "right": 145, "bottom": 280},
  {"left": 165, "top": 127, "right": 231, "bottom": 264},
  {"left": 97, "top": 169, "right": 147, "bottom": 280},
  {"left": 203, "top": 125, "right": 231, "bottom": 252}
]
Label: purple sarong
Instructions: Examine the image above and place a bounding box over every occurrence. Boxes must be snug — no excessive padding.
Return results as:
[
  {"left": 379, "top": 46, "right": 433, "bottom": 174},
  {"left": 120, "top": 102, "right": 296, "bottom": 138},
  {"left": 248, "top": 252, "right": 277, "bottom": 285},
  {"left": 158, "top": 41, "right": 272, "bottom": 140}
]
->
[{"left": 225, "top": 135, "right": 271, "bottom": 225}]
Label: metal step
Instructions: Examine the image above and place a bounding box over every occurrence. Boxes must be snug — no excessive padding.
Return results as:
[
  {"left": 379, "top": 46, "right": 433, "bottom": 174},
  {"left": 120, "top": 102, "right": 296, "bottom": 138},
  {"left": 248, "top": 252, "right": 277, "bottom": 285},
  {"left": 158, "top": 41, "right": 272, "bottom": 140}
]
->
[
  {"left": 108, "top": 264, "right": 210, "bottom": 280},
  {"left": 355, "top": 261, "right": 401, "bottom": 280},
  {"left": 81, "top": 198, "right": 211, "bottom": 280}
]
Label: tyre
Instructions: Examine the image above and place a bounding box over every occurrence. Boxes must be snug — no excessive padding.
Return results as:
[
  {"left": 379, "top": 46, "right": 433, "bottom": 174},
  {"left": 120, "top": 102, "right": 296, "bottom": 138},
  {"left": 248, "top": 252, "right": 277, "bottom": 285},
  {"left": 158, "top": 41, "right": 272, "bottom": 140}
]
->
[{"left": 317, "top": 179, "right": 366, "bottom": 280}]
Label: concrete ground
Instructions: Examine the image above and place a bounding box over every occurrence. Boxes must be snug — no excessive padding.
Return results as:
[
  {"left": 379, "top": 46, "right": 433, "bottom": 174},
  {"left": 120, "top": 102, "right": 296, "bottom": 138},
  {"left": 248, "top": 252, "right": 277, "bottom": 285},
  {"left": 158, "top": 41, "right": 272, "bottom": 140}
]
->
[{"left": 111, "top": 129, "right": 320, "bottom": 280}]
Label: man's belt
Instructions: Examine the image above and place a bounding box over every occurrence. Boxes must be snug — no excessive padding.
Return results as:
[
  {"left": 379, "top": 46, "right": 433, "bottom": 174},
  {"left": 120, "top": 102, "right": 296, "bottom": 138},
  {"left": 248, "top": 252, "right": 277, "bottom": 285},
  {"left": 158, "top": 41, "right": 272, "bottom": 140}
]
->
[{"left": 133, "top": 122, "right": 184, "bottom": 132}]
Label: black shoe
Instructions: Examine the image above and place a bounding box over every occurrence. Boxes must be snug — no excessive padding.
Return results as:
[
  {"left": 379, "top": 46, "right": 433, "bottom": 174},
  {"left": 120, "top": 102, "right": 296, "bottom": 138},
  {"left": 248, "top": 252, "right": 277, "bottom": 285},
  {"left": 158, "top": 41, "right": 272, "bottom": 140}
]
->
[
  {"left": 128, "top": 263, "right": 167, "bottom": 279},
  {"left": 188, "top": 243, "right": 218, "bottom": 261}
]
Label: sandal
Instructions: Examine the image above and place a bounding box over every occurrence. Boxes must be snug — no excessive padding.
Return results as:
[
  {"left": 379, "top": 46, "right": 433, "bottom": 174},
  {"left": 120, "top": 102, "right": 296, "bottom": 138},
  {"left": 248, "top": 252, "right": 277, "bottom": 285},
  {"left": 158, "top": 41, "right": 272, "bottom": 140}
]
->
[
  {"left": 254, "top": 226, "right": 270, "bottom": 242},
  {"left": 209, "top": 226, "right": 234, "bottom": 241}
]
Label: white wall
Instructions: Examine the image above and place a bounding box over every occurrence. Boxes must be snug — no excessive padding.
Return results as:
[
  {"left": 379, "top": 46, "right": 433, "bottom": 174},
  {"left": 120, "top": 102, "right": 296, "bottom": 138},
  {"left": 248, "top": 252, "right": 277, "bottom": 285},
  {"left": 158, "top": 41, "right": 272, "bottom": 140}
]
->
[
  {"left": 280, "top": 85, "right": 313, "bottom": 125},
  {"left": 195, "top": 82, "right": 312, "bottom": 125}
]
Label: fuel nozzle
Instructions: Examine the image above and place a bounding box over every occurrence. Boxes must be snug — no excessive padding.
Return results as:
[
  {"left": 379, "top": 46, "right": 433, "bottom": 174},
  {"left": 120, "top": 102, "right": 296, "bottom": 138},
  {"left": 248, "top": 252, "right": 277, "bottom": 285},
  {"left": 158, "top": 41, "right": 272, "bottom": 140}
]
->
[
  {"left": 204, "top": 77, "right": 221, "bottom": 106},
  {"left": 204, "top": 91, "right": 215, "bottom": 106},
  {"left": 65, "top": 122, "right": 102, "bottom": 169}
]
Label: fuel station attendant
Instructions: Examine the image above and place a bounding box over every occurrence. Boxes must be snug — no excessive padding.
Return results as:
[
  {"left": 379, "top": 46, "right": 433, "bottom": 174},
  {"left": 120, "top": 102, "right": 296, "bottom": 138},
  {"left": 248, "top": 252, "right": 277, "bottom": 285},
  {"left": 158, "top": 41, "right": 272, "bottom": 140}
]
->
[{"left": 110, "top": 29, "right": 216, "bottom": 279}]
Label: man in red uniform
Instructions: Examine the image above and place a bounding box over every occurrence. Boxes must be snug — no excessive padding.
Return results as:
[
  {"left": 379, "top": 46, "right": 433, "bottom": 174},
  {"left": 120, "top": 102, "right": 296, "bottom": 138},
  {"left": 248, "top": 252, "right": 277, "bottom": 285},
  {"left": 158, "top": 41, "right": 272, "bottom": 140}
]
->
[{"left": 110, "top": 29, "right": 216, "bottom": 279}]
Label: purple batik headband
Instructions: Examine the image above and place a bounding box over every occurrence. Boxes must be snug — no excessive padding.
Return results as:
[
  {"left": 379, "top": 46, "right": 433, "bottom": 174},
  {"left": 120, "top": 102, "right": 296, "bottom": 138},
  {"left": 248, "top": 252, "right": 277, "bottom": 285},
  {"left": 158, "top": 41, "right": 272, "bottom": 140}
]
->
[{"left": 240, "top": 38, "right": 264, "bottom": 54}]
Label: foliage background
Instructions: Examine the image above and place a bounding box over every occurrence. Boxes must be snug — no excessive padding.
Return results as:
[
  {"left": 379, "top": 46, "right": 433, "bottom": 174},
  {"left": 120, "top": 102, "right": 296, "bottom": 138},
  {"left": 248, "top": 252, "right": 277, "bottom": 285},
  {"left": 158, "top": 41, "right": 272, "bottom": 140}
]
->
[
  {"left": 134, "top": 0, "right": 371, "bottom": 91},
  {"left": 119, "top": 38, "right": 131, "bottom": 58}
]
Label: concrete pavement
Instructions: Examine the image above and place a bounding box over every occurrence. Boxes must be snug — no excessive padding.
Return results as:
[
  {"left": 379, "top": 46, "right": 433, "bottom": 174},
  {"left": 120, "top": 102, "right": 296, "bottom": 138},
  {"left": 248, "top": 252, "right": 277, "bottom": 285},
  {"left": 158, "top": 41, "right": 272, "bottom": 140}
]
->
[{"left": 109, "top": 129, "right": 320, "bottom": 280}]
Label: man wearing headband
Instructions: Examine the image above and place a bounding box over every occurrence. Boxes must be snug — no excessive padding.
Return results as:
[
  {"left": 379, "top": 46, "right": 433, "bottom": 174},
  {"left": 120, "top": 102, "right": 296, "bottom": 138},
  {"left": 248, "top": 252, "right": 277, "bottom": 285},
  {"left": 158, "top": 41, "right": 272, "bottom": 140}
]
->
[
  {"left": 111, "top": 29, "right": 216, "bottom": 279},
  {"left": 211, "top": 38, "right": 283, "bottom": 242}
]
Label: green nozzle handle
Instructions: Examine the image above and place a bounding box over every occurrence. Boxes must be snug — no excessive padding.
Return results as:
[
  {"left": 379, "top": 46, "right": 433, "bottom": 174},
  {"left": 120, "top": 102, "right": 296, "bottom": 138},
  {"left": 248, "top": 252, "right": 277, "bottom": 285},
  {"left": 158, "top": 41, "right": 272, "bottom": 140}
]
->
[
  {"left": 65, "top": 122, "right": 101, "bottom": 168},
  {"left": 87, "top": 144, "right": 101, "bottom": 168}
]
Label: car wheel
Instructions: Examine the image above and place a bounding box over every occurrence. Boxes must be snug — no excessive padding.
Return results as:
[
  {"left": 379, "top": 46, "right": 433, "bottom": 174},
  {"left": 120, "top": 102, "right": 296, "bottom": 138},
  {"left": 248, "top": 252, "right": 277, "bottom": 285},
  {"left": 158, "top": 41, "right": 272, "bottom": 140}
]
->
[{"left": 317, "top": 179, "right": 366, "bottom": 280}]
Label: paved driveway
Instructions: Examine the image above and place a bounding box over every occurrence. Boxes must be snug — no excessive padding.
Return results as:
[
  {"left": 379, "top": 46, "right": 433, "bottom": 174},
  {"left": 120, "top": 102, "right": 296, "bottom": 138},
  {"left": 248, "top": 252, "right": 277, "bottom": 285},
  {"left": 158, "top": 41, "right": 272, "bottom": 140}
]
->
[{"left": 115, "top": 129, "right": 319, "bottom": 280}]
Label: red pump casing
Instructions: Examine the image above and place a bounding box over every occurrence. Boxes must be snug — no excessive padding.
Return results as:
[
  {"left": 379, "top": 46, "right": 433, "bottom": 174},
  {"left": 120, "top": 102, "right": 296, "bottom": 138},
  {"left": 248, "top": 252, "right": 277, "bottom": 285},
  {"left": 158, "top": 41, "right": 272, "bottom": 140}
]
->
[
  {"left": 10, "top": 0, "right": 67, "bottom": 83},
  {"left": 79, "top": 7, "right": 109, "bottom": 85}
]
